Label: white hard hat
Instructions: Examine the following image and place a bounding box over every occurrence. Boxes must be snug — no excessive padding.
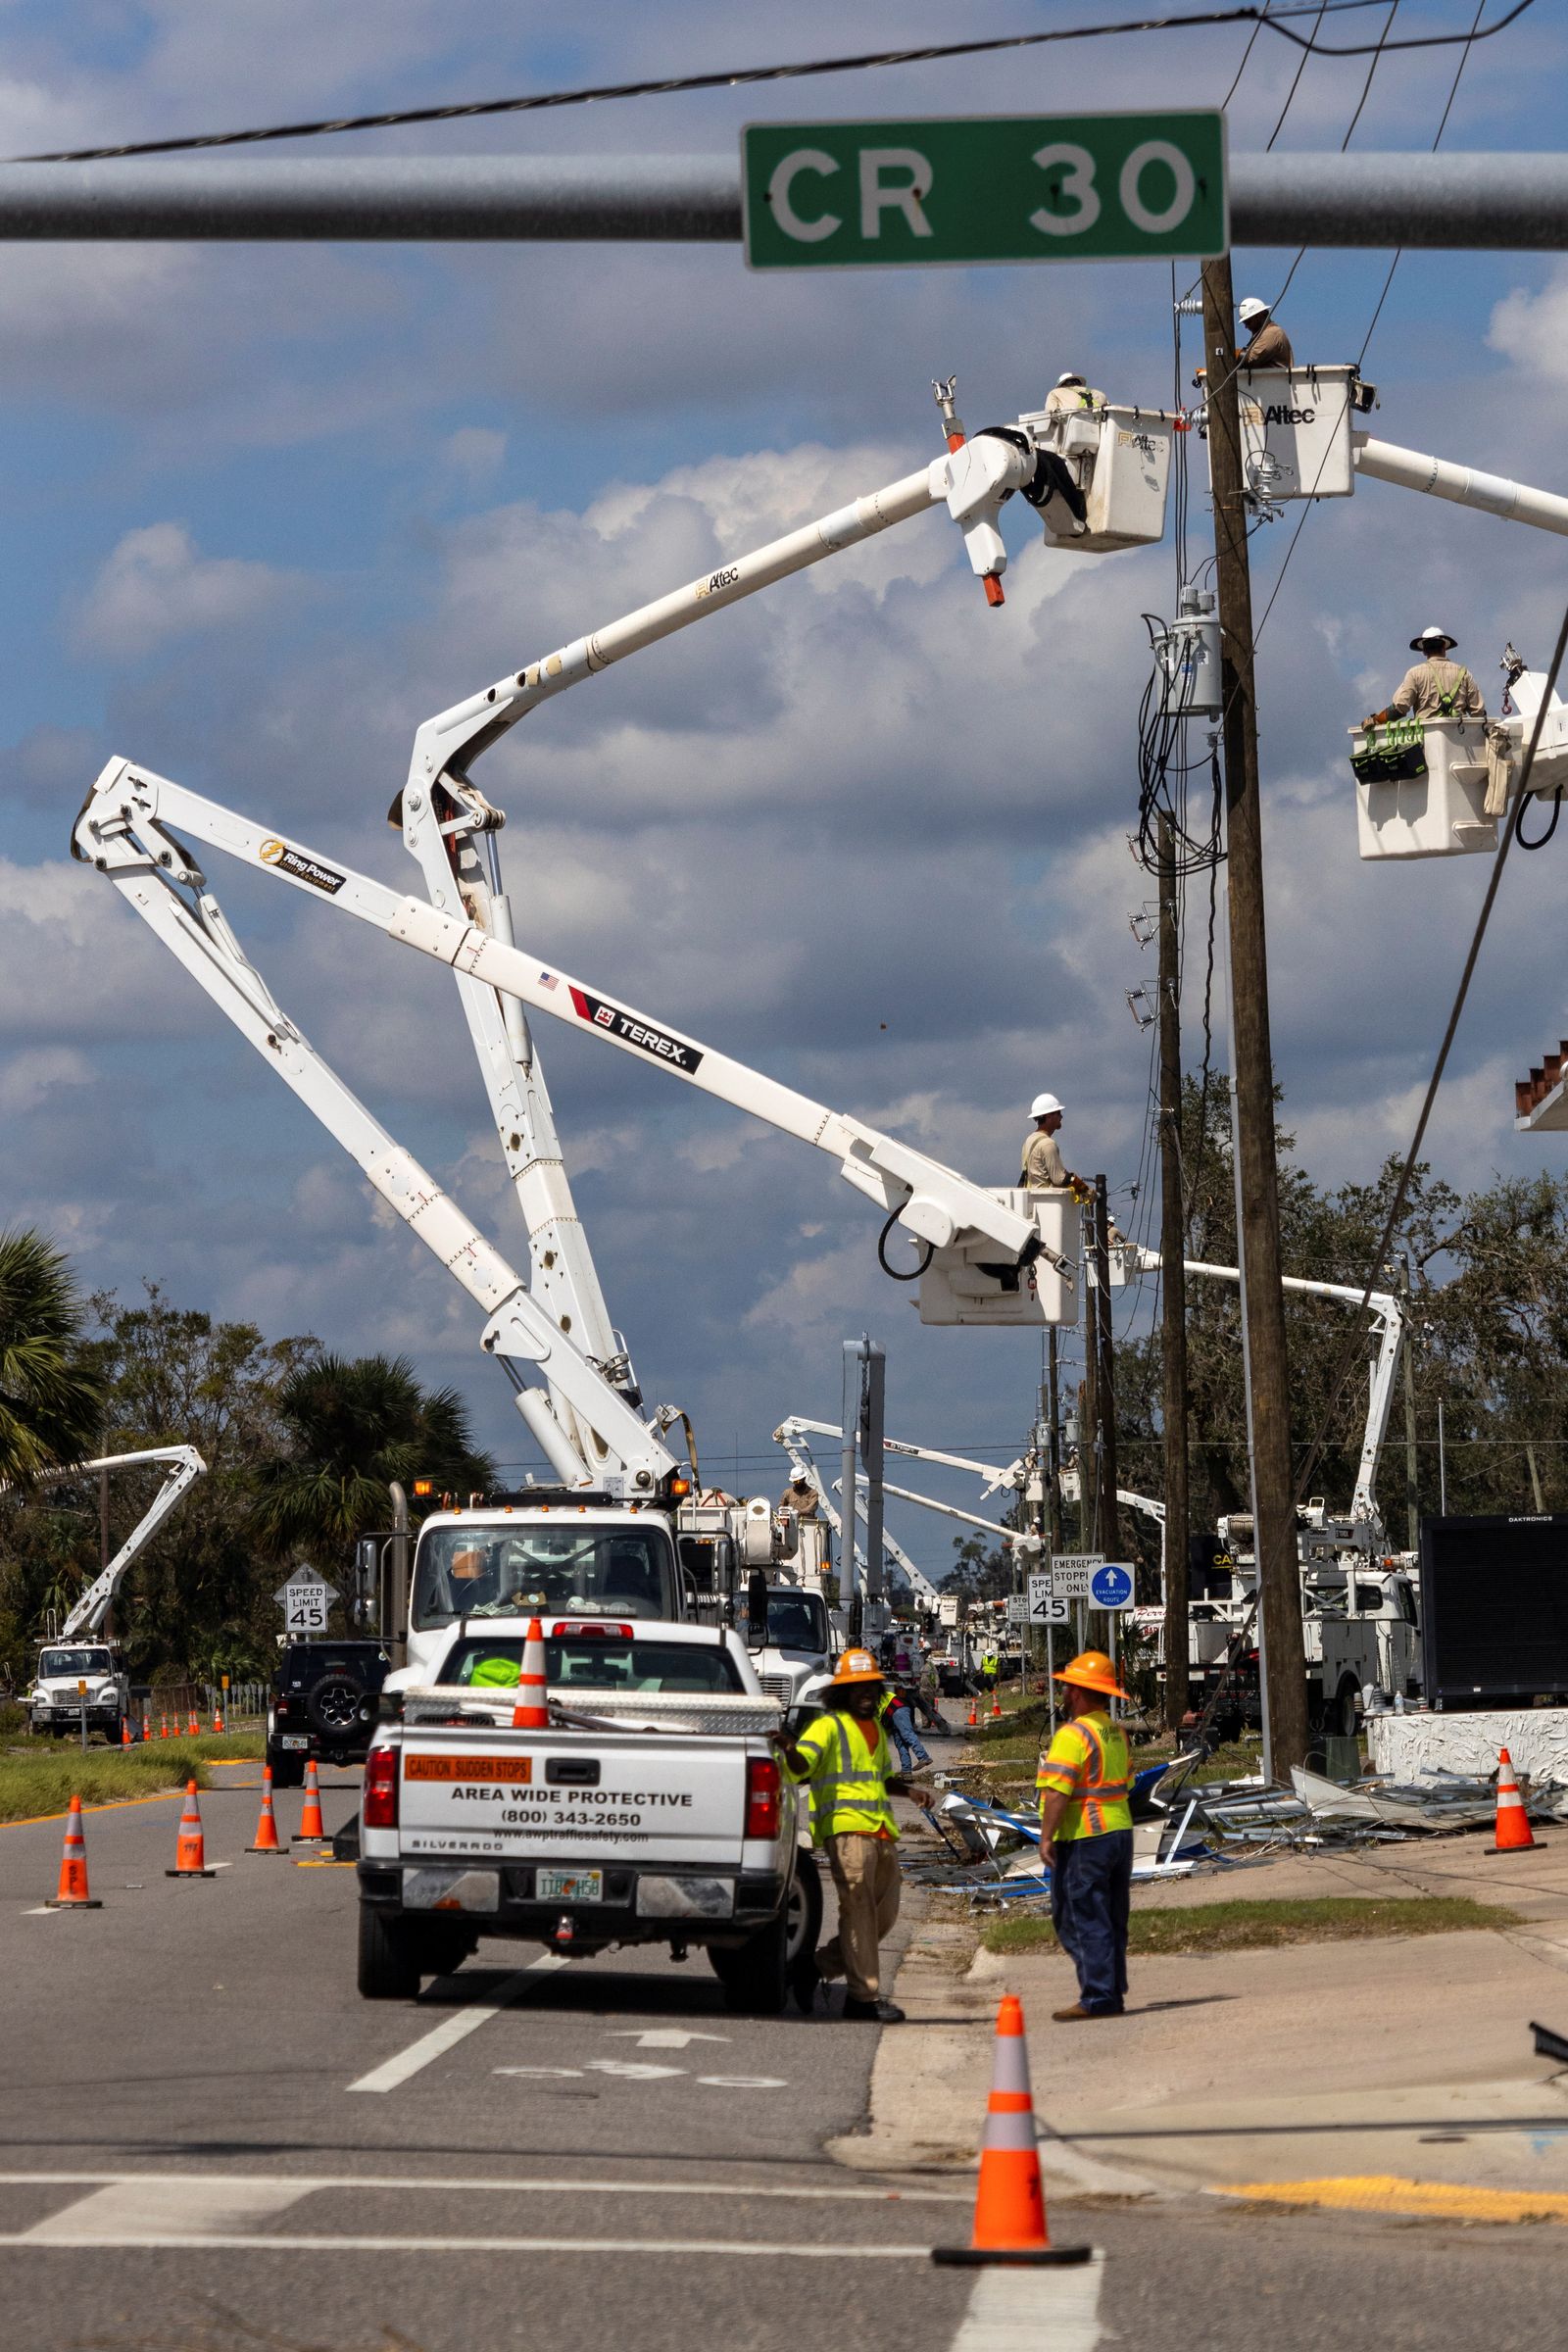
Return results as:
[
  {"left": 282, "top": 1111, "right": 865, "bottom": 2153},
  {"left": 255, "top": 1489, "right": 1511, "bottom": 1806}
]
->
[
  {"left": 1054, "top": 371, "right": 1086, "bottom": 387},
  {"left": 1030, "top": 1092, "right": 1064, "bottom": 1118},
  {"left": 1410, "top": 623, "right": 1458, "bottom": 652},
  {"left": 1237, "top": 295, "right": 1271, "bottom": 324}
]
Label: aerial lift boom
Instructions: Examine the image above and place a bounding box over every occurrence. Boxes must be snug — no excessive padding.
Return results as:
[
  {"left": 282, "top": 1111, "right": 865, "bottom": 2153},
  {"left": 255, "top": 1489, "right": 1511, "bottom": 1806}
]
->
[{"left": 55, "top": 1446, "right": 207, "bottom": 1638}]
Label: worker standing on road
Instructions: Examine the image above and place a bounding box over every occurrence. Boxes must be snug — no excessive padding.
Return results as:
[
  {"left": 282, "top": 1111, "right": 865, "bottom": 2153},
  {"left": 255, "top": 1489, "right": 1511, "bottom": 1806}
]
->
[
  {"left": 1036, "top": 1650, "right": 1134, "bottom": 2022},
  {"left": 1236, "top": 295, "right": 1295, "bottom": 368},
  {"left": 1372, "top": 625, "right": 1487, "bottom": 723},
  {"left": 780, "top": 1650, "right": 934, "bottom": 2023}
]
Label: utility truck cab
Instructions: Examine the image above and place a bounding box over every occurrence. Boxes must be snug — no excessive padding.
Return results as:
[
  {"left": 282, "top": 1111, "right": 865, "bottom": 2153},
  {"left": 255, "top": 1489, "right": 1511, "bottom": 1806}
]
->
[
  {"left": 29, "top": 1644, "right": 129, "bottom": 1741},
  {"left": 743, "top": 1584, "right": 835, "bottom": 1710}
]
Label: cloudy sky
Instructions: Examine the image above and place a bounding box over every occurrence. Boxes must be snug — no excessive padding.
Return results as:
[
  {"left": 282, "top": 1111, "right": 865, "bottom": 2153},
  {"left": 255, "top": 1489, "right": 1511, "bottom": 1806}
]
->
[{"left": 3, "top": 2, "right": 1566, "bottom": 1560}]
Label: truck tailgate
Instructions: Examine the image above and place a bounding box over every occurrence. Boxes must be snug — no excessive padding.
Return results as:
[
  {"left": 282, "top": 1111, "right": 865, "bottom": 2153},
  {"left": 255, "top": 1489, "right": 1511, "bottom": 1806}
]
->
[{"left": 398, "top": 1726, "right": 750, "bottom": 1865}]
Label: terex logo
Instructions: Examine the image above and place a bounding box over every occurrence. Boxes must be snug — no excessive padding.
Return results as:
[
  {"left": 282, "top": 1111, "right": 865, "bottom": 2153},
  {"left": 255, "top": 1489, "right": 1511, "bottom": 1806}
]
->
[{"left": 568, "top": 985, "right": 704, "bottom": 1074}]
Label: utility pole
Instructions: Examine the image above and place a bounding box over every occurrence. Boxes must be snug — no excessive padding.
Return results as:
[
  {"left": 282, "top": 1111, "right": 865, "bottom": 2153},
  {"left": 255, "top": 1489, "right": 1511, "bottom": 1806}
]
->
[
  {"left": 1082, "top": 1210, "right": 1102, "bottom": 1551},
  {"left": 1046, "top": 1336, "right": 1063, "bottom": 1552},
  {"left": 99, "top": 1459, "right": 112, "bottom": 1642},
  {"left": 1093, "top": 1173, "right": 1122, "bottom": 1560},
  {"left": 1156, "top": 812, "right": 1191, "bottom": 1730},
  {"left": 1399, "top": 1257, "right": 1419, "bottom": 1552},
  {"left": 1200, "top": 252, "right": 1309, "bottom": 1780}
]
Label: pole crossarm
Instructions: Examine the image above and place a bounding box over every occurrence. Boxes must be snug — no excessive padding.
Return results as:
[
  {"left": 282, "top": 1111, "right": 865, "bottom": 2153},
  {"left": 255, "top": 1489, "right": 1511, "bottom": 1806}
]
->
[{"left": 0, "top": 151, "right": 1562, "bottom": 248}]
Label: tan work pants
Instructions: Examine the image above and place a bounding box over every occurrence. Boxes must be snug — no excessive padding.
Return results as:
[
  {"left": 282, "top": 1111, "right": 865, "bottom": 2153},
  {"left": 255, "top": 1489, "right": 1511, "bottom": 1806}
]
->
[{"left": 815, "top": 1832, "right": 901, "bottom": 2003}]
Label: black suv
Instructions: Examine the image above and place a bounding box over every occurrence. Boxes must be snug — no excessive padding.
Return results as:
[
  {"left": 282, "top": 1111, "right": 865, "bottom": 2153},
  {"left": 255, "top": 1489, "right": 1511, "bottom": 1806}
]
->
[{"left": 267, "top": 1641, "right": 392, "bottom": 1787}]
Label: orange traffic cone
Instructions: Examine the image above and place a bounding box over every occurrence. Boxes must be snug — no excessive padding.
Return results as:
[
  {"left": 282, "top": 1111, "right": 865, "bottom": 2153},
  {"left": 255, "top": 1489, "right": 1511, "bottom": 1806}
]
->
[
  {"left": 142, "top": 1709, "right": 152, "bottom": 1743},
  {"left": 248, "top": 1764, "right": 283, "bottom": 1854},
  {"left": 966, "top": 1697, "right": 979, "bottom": 1730},
  {"left": 990, "top": 1689, "right": 1004, "bottom": 1721},
  {"left": 212, "top": 1706, "right": 224, "bottom": 1735},
  {"left": 294, "top": 1756, "right": 325, "bottom": 1842},
  {"left": 1488, "top": 1747, "right": 1543, "bottom": 1854},
  {"left": 512, "top": 1616, "right": 550, "bottom": 1731},
  {"left": 166, "top": 1779, "right": 217, "bottom": 1878},
  {"left": 933, "top": 1995, "right": 1089, "bottom": 2268},
  {"left": 160, "top": 1714, "right": 169, "bottom": 1740},
  {"left": 46, "top": 1794, "right": 102, "bottom": 1909},
  {"left": 121, "top": 1718, "right": 133, "bottom": 1748},
  {"left": 187, "top": 1709, "right": 199, "bottom": 1739}
]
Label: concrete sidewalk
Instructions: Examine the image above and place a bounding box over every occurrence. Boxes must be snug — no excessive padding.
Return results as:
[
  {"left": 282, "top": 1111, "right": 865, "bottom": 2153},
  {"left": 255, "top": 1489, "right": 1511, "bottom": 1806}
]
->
[{"left": 835, "top": 1827, "right": 1568, "bottom": 2215}]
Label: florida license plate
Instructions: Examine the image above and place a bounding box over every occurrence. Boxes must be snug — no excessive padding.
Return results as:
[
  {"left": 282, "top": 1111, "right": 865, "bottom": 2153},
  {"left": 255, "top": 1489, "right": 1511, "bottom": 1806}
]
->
[
  {"left": 279, "top": 1735, "right": 309, "bottom": 1750},
  {"left": 536, "top": 1868, "right": 603, "bottom": 1903}
]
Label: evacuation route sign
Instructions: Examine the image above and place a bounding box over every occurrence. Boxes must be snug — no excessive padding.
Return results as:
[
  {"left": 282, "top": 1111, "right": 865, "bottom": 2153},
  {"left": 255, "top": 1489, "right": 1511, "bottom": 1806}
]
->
[{"left": 741, "top": 113, "right": 1227, "bottom": 270}]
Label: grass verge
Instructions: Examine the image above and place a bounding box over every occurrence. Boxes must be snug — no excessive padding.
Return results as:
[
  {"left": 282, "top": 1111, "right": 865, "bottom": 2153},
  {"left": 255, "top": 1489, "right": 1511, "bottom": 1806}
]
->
[
  {"left": 0, "top": 1733, "right": 265, "bottom": 1824},
  {"left": 980, "top": 1894, "right": 1521, "bottom": 1957}
]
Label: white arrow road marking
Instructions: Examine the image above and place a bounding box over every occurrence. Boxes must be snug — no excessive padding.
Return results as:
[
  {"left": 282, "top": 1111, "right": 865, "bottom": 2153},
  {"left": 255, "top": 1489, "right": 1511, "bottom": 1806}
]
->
[
  {"left": 581, "top": 2058, "right": 686, "bottom": 2080},
  {"left": 949, "top": 2252, "right": 1105, "bottom": 2352},
  {"left": 347, "top": 1953, "right": 568, "bottom": 2093},
  {"left": 606, "top": 2029, "right": 730, "bottom": 2049}
]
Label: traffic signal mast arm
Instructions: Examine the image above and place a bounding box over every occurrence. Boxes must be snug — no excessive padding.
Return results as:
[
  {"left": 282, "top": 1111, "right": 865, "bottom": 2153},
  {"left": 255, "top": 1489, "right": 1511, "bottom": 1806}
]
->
[
  {"left": 70, "top": 771, "right": 677, "bottom": 1494},
  {"left": 74, "top": 761, "right": 1042, "bottom": 1272},
  {"left": 58, "top": 1446, "right": 207, "bottom": 1639},
  {"left": 1136, "top": 1249, "right": 1402, "bottom": 1532}
]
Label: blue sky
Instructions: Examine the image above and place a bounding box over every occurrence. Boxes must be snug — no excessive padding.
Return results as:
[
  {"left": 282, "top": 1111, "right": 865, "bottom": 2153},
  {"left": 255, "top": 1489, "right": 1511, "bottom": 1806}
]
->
[{"left": 4, "top": 2, "right": 1567, "bottom": 1554}]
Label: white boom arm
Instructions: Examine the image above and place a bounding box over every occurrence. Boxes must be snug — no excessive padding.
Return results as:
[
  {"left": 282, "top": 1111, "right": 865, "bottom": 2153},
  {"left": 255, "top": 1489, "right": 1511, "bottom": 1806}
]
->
[
  {"left": 69, "top": 789, "right": 676, "bottom": 1494},
  {"left": 397, "top": 776, "right": 641, "bottom": 1476},
  {"left": 57, "top": 1446, "right": 207, "bottom": 1638},
  {"left": 857, "top": 1473, "right": 1042, "bottom": 1555},
  {"left": 1137, "top": 1250, "right": 1402, "bottom": 1531},
  {"left": 774, "top": 1414, "right": 1026, "bottom": 1502},
  {"left": 778, "top": 1434, "right": 938, "bottom": 1602},
  {"left": 1059, "top": 1465, "right": 1166, "bottom": 1527},
  {"left": 74, "top": 762, "right": 1044, "bottom": 1275},
  {"left": 1353, "top": 435, "right": 1568, "bottom": 539}
]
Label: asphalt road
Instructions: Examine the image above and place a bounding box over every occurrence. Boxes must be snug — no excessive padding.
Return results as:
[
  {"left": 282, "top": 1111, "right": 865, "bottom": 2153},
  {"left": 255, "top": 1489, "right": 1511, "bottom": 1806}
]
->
[{"left": 3, "top": 1768, "right": 1564, "bottom": 2352}]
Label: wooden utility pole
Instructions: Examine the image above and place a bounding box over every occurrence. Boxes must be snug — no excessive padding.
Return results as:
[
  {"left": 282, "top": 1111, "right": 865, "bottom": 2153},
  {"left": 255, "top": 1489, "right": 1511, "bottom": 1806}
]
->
[
  {"left": 1082, "top": 1227, "right": 1101, "bottom": 1551},
  {"left": 1200, "top": 253, "right": 1309, "bottom": 1778},
  {"left": 1156, "top": 813, "right": 1191, "bottom": 1729},
  {"left": 1399, "top": 1257, "right": 1419, "bottom": 1552},
  {"left": 1092, "top": 1173, "right": 1122, "bottom": 1560},
  {"left": 1046, "top": 1334, "right": 1064, "bottom": 1552}
]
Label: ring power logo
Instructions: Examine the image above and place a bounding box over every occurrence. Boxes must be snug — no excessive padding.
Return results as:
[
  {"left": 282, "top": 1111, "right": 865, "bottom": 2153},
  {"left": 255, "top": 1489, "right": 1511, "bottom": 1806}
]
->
[{"left": 257, "top": 836, "right": 346, "bottom": 896}]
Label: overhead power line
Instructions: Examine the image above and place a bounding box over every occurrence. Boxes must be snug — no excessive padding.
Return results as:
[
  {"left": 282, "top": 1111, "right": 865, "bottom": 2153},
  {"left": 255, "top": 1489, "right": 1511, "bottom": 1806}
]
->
[{"left": 10, "top": 0, "right": 1534, "bottom": 165}]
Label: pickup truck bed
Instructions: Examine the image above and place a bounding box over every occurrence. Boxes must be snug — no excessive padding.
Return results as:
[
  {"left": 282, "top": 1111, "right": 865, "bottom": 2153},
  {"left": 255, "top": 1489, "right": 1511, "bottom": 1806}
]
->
[{"left": 357, "top": 1679, "right": 801, "bottom": 2012}]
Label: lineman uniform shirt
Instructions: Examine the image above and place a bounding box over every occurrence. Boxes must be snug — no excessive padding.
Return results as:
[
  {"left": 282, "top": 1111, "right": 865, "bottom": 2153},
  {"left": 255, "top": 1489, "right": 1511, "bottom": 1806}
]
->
[
  {"left": 1022, "top": 1129, "right": 1069, "bottom": 1190},
  {"left": 1391, "top": 659, "right": 1486, "bottom": 720},
  {"left": 1240, "top": 322, "right": 1295, "bottom": 368},
  {"left": 1036, "top": 1709, "right": 1133, "bottom": 1840}
]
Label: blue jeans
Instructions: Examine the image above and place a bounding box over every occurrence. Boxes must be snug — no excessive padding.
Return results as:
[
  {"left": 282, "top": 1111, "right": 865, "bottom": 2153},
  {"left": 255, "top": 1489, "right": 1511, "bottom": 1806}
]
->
[
  {"left": 1049, "top": 1829, "right": 1133, "bottom": 2015},
  {"left": 886, "top": 1703, "right": 930, "bottom": 1770}
]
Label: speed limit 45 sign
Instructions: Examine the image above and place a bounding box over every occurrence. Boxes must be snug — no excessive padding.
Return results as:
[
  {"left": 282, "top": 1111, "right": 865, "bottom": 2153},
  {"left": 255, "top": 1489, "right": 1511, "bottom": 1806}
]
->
[
  {"left": 274, "top": 1569, "right": 337, "bottom": 1635},
  {"left": 743, "top": 112, "right": 1227, "bottom": 269}
]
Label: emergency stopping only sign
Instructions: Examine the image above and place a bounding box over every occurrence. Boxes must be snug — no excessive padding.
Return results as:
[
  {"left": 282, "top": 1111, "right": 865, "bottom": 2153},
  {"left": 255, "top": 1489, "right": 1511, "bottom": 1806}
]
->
[{"left": 742, "top": 113, "right": 1227, "bottom": 269}]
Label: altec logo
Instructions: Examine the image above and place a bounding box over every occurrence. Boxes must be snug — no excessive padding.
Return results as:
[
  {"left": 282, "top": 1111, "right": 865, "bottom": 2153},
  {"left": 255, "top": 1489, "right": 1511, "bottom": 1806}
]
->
[{"left": 567, "top": 986, "right": 704, "bottom": 1074}]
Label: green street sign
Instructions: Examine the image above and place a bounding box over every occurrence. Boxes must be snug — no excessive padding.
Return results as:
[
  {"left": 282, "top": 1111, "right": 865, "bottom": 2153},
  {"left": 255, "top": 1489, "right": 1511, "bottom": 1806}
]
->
[{"left": 742, "top": 112, "right": 1227, "bottom": 270}]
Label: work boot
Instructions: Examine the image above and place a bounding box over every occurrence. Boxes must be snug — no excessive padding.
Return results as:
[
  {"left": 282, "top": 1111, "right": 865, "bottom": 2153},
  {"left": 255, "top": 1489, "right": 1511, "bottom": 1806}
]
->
[
  {"left": 842, "top": 1995, "right": 906, "bottom": 2023},
  {"left": 1052, "top": 2002, "right": 1122, "bottom": 2021}
]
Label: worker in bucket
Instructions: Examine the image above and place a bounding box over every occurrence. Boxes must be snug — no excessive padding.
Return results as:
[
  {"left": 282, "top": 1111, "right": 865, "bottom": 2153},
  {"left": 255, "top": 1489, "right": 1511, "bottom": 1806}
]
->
[
  {"left": 1035, "top": 1650, "right": 1134, "bottom": 2021},
  {"left": 780, "top": 1649, "right": 934, "bottom": 2022},
  {"left": 1021, "top": 1093, "right": 1087, "bottom": 1196},
  {"left": 778, "top": 1469, "right": 820, "bottom": 1521},
  {"left": 1372, "top": 624, "right": 1487, "bottom": 723},
  {"left": 1236, "top": 294, "right": 1294, "bottom": 368}
]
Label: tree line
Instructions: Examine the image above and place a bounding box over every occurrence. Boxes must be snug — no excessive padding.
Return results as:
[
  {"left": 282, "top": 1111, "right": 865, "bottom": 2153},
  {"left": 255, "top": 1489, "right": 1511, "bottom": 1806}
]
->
[{"left": 0, "top": 1228, "right": 494, "bottom": 1688}]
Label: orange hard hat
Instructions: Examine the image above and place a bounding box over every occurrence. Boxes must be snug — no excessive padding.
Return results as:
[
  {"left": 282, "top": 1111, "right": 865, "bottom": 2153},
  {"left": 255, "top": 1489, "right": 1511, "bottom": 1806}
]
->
[
  {"left": 832, "top": 1648, "right": 885, "bottom": 1685},
  {"left": 1053, "top": 1648, "right": 1130, "bottom": 1701}
]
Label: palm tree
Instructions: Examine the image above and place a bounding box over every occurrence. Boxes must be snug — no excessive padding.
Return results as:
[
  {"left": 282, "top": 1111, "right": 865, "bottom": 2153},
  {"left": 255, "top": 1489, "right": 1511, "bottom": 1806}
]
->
[
  {"left": 0, "top": 1229, "right": 105, "bottom": 1488},
  {"left": 251, "top": 1352, "right": 495, "bottom": 1562}
]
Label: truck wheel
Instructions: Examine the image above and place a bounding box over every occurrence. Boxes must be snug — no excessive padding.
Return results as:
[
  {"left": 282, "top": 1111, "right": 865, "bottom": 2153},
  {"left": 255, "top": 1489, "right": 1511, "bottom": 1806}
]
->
[
  {"left": 1335, "top": 1681, "right": 1362, "bottom": 1740},
  {"left": 784, "top": 1852, "right": 823, "bottom": 1969},
  {"left": 715, "top": 1909, "right": 788, "bottom": 2017},
  {"left": 267, "top": 1740, "right": 305, "bottom": 1789},
  {"left": 357, "top": 1904, "right": 423, "bottom": 2000}
]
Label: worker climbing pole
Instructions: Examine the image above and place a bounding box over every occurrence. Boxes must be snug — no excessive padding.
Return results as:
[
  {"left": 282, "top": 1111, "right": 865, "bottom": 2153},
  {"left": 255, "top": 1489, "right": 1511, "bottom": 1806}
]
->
[{"left": 1200, "top": 253, "right": 1309, "bottom": 1778}]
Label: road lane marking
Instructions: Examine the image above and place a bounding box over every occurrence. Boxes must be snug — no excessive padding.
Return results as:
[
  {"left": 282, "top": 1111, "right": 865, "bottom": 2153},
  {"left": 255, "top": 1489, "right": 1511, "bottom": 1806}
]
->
[
  {"left": 697, "top": 2075, "right": 786, "bottom": 2088},
  {"left": 1212, "top": 2176, "right": 1568, "bottom": 2225},
  {"left": 346, "top": 1954, "right": 568, "bottom": 2093},
  {"left": 582, "top": 2058, "right": 685, "bottom": 2080},
  {"left": 23, "top": 2179, "right": 310, "bottom": 2243},
  {"left": 0, "top": 2168, "right": 966, "bottom": 2205},
  {"left": 609, "top": 2029, "right": 730, "bottom": 2049},
  {"left": 0, "top": 2230, "right": 936, "bottom": 2257},
  {"left": 950, "top": 2252, "right": 1105, "bottom": 2352}
]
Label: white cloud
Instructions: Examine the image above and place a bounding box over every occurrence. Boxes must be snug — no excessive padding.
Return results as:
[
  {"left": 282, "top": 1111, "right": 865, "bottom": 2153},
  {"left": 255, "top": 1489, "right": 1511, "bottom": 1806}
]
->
[
  {"left": 1488, "top": 270, "right": 1568, "bottom": 381},
  {"left": 0, "top": 1045, "right": 94, "bottom": 1115},
  {"left": 74, "top": 523, "right": 302, "bottom": 662}
]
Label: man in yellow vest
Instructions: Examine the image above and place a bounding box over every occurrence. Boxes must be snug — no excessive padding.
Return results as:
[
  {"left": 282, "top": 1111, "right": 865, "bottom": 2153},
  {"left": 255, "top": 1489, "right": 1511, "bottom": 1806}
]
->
[
  {"left": 781, "top": 1649, "right": 934, "bottom": 2022},
  {"left": 1035, "top": 1650, "right": 1134, "bottom": 2021}
]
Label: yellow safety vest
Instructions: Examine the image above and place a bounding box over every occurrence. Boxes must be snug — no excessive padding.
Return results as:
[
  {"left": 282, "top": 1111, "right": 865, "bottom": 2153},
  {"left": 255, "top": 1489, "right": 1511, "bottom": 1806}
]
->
[
  {"left": 1035, "top": 1709, "right": 1132, "bottom": 1841},
  {"left": 790, "top": 1709, "right": 899, "bottom": 1845}
]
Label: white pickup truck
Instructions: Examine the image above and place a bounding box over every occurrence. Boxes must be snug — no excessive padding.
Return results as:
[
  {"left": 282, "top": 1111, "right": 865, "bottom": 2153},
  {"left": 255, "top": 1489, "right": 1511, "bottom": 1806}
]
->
[{"left": 357, "top": 1618, "right": 811, "bottom": 2014}]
